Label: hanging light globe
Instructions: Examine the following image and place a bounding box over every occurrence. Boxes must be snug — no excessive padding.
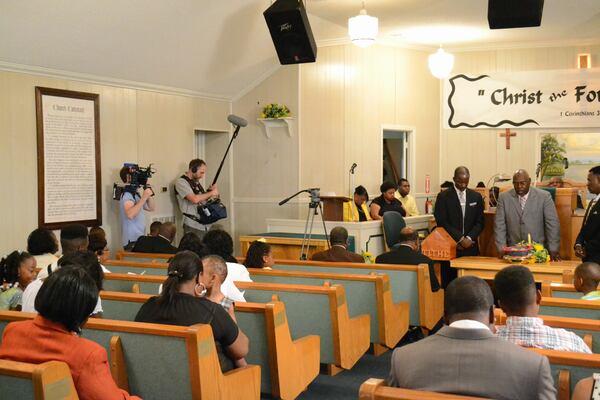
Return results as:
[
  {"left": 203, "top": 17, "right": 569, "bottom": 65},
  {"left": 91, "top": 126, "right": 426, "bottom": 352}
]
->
[
  {"left": 348, "top": 8, "right": 378, "bottom": 48},
  {"left": 428, "top": 47, "right": 455, "bottom": 79}
]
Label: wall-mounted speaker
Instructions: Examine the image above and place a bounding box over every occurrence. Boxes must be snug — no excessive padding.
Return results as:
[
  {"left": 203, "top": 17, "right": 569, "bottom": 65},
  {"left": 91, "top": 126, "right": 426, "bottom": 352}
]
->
[
  {"left": 263, "top": 0, "right": 317, "bottom": 65},
  {"left": 488, "top": 0, "right": 544, "bottom": 29}
]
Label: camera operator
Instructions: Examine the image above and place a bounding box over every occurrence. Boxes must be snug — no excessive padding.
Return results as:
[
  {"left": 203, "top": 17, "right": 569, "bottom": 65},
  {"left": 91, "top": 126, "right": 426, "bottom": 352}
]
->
[
  {"left": 119, "top": 165, "right": 156, "bottom": 250},
  {"left": 175, "top": 159, "right": 219, "bottom": 240}
]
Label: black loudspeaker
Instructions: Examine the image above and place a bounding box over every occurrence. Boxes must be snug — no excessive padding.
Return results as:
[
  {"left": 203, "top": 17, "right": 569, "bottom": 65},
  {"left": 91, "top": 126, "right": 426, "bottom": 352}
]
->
[
  {"left": 263, "top": 0, "right": 317, "bottom": 65},
  {"left": 488, "top": 0, "right": 544, "bottom": 29}
]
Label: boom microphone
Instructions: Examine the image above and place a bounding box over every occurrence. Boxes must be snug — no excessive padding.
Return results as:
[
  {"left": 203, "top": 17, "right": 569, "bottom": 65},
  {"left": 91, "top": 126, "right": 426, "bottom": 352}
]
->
[{"left": 227, "top": 114, "right": 248, "bottom": 127}]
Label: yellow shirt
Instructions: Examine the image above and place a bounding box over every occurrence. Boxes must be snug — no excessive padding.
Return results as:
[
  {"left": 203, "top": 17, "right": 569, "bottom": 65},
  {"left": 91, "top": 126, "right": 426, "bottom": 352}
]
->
[
  {"left": 343, "top": 201, "right": 372, "bottom": 222},
  {"left": 394, "top": 192, "right": 419, "bottom": 216}
]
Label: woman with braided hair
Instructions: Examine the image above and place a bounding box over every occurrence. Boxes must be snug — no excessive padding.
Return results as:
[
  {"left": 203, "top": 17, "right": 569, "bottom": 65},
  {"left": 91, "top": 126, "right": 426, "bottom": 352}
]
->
[
  {"left": 0, "top": 251, "right": 36, "bottom": 310},
  {"left": 134, "top": 250, "right": 248, "bottom": 372}
]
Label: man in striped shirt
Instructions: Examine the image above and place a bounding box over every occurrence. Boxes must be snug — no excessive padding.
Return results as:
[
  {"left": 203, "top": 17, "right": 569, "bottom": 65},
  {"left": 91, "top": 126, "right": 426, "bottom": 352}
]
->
[{"left": 494, "top": 265, "right": 591, "bottom": 353}]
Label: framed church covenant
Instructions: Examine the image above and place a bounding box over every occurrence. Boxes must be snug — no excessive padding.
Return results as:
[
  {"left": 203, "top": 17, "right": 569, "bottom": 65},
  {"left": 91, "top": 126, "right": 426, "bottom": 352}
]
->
[{"left": 35, "top": 87, "right": 102, "bottom": 229}]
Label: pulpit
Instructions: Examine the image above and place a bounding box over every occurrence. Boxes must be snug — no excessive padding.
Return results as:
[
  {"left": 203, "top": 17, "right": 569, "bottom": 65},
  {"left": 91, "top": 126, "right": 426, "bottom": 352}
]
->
[
  {"left": 320, "top": 196, "right": 351, "bottom": 221},
  {"left": 421, "top": 227, "right": 456, "bottom": 261}
]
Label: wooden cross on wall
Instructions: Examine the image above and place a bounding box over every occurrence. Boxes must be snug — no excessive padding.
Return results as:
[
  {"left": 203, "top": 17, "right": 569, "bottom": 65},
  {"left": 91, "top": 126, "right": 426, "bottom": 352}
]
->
[{"left": 499, "top": 128, "right": 517, "bottom": 150}]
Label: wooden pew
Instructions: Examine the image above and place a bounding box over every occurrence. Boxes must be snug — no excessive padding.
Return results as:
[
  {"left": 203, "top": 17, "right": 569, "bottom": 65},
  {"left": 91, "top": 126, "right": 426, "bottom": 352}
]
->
[
  {"left": 237, "top": 280, "right": 370, "bottom": 374},
  {"left": 92, "top": 293, "right": 320, "bottom": 399},
  {"left": 238, "top": 258, "right": 443, "bottom": 330},
  {"left": 104, "top": 259, "right": 168, "bottom": 275},
  {"left": 540, "top": 297, "right": 600, "bottom": 320},
  {"left": 248, "top": 268, "right": 409, "bottom": 352},
  {"left": 358, "top": 378, "right": 490, "bottom": 399},
  {"left": 103, "top": 272, "right": 165, "bottom": 294},
  {"left": 563, "top": 269, "right": 575, "bottom": 284},
  {"left": 0, "top": 311, "right": 260, "bottom": 400},
  {"left": 115, "top": 251, "right": 173, "bottom": 263},
  {"left": 530, "top": 348, "right": 600, "bottom": 400},
  {"left": 0, "top": 359, "right": 78, "bottom": 400},
  {"left": 541, "top": 282, "right": 580, "bottom": 299}
]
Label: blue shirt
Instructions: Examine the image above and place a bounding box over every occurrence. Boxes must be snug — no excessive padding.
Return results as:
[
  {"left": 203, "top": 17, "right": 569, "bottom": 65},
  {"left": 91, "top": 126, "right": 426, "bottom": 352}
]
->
[{"left": 119, "top": 191, "right": 145, "bottom": 247}]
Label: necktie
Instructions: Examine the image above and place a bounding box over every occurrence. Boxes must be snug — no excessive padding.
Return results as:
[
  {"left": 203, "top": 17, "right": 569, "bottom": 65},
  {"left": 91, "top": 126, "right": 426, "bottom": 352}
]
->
[
  {"left": 459, "top": 190, "right": 466, "bottom": 218},
  {"left": 519, "top": 195, "right": 526, "bottom": 211}
]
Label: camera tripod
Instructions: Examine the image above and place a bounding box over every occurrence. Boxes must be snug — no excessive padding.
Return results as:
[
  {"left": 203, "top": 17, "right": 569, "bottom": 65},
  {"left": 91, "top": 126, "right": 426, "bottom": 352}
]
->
[{"left": 279, "top": 188, "right": 330, "bottom": 260}]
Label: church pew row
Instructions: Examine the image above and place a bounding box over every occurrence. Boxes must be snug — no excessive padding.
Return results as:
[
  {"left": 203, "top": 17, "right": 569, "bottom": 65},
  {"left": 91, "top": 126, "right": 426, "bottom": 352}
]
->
[
  {"left": 236, "top": 281, "right": 370, "bottom": 373},
  {"left": 247, "top": 268, "right": 409, "bottom": 352},
  {"left": 104, "top": 259, "right": 168, "bottom": 275},
  {"left": 115, "top": 251, "right": 173, "bottom": 263},
  {"left": 0, "top": 311, "right": 260, "bottom": 400},
  {"left": 495, "top": 311, "right": 599, "bottom": 354},
  {"left": 101, "top": 282, "right": 370, "bottom": 373},
  {"left": 531, "top": 348, "right": 600, "bottom": 400},
  {"left": 358, "top": 378, "right": 490, "bottom": 400},
  {"left": 98, "top": 292, "right": 320, "bottom": 398},
  {"left": 103, "top": 272, "right": 165, "bottom": 294},
  {"left": 540, "top": 296, "right": 600, "bottom": 320},
  {"left": 239, "top": 258, "right": 444, "bottom": 330},
  {"left": 541, "top": 282, "right": 580, "bottom": 299},
  {"left": 0, "top": 359, "right": 78, "bottom": 400}
]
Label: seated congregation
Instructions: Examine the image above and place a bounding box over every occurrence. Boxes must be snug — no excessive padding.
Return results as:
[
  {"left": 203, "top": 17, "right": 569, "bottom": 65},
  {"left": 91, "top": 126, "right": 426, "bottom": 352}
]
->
[{"left": 2, "top": 216, "right": 600, "bottom": 399}]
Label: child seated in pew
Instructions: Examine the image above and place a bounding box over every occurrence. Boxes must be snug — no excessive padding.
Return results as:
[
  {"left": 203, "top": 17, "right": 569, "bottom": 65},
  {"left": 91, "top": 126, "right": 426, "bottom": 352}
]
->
[
  {"left": 574, "top": 262, "right": 600, "bottom": 300},
  {"left": 135, "top": 251, "right": 249, "bottom": 372},
  {"left": 495, "top": 265, "right": 592, "bottom": 353},
  {"left": 0, "top": 266, "right": 141, "bottom": 399},
  {"left": 201, "top": 255, "right": 247, "bottom": 367},
  {"left": 243, "top": 240, "right": 274, "bottom": 270},
  {"left": 0, "top": 251, "right": 36, "bottom": 310}
]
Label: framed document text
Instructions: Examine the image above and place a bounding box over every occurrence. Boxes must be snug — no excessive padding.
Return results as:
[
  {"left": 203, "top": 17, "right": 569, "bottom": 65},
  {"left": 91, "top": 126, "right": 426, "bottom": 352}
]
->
[{"left": 35, "top": 87, "right": 102, "bottom": 229}]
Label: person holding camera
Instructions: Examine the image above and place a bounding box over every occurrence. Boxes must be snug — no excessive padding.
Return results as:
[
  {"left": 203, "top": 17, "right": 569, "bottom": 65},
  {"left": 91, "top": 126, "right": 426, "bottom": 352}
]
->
[
  {"left": 119, "top": 165, "right": 156, "bottom": 250},
  {"left": 175, "top": 159, "right": 219, "bottom": 240}
]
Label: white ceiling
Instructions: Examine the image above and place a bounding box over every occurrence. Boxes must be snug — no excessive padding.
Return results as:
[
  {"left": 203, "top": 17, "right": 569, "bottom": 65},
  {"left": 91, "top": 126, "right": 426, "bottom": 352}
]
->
[{"left": 1, "top": 0, "right": 600, "bottom": 98}]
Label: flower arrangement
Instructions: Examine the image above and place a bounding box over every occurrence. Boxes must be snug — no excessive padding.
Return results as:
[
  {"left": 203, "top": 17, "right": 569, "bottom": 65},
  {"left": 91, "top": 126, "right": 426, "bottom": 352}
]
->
[
  {"left": 260, "top": 103, "right": 290, "bottom": 119},
  {"left": 361, "top": 250, "right": 375, "bottom": 264},
  {"left": 503, "top": 234, "right": 550, "bottom": 264}
]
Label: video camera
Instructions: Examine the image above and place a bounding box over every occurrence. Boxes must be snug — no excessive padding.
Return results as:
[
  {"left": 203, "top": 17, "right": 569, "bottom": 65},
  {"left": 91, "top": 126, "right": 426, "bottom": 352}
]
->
[{"left": 112, "top": 163, "right": 156, "bottom": 200}]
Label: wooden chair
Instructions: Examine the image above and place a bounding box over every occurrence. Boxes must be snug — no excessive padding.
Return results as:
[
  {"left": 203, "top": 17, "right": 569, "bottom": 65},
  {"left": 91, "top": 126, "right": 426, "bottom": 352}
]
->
[
  {"left": 0, "top": 311, "right": 260, "bottom": 400},
  {"left": 248, "top": 268, "right": 409, "bottom": 352},
  {"left": 0, "top": 359, "right": 78, "bottom": 400},
  {"left": 115, "top": 251, "right": 173, "bottom": 263},
  {"left": 242, "top": 259, "right": 443, "bottom": 329},
  {"left": 358, "top": 378, "right": 490, "bottom": 399},
  {"left": 237, "top": 280, "right": 370, "bottom": 374}
]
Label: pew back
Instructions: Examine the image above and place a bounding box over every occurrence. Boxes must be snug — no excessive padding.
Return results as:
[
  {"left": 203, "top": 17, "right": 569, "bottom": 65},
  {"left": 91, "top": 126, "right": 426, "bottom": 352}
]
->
[
  {"left": 248, "top": 268, "right": 408, "bottom": 349},
  {"left": 0, "top": 360, "right": 78, "bottom": 400},
  {"left": 540, "top": 297, "right": 600, "bottom": 320},
  {"left": 115, "top": 251, "right": 173, "bottom": 263},
  {"left": 541, "top": 282, "right": 580, "bottom": 299},
  {"left": 104, "top": 259, "right": 168, "bottom": 275},
  {"left": 359, "top": 378, "right": 490, "bottom": 399}
]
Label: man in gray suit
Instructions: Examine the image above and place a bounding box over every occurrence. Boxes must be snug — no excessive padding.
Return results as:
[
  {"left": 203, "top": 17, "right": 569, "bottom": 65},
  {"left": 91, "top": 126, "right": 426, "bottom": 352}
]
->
[
  {"left": 388, "top": 276, "right": 556, "bottom": 400},
  {"left": 495, "top": 169, "right": 561, "bottom": 260}
]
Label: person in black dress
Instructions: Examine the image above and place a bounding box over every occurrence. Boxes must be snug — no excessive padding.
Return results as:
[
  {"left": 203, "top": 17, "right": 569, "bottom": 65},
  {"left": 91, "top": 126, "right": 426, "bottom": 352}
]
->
[
  {"left": 370, "top": 181, "right": 406, "bottom": 220},
  {"left": 134, "top": 251, "right": 249, "bottom": 372}
]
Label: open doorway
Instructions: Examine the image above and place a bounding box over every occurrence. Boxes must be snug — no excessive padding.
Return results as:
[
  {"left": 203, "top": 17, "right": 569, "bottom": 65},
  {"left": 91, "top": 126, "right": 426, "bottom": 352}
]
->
[{"left": 382, "top": 128, "right": 413, "bottom": 185}]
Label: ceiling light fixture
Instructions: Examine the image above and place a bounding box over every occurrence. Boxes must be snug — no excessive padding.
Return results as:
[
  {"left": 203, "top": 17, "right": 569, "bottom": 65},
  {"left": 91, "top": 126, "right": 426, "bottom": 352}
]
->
[
  {"left": 348, "top": 2, "right": 378, "bottom": 48},
  {"left": 428, "top": 46, "right": 455, "bottom": 79}
]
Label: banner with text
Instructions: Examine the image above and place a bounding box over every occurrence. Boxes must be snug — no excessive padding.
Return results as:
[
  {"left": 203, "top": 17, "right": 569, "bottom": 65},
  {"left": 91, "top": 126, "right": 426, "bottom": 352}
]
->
[{"left": 443, "top": 69, "right": 600, "bottom": 129}]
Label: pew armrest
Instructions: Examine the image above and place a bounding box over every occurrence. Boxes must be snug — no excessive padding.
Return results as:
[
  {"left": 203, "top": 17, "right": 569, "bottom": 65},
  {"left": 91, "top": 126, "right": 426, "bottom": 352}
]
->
[
  {"left": 222, "top": 364, "right": 261, "bottom": 399},
  {"left": 417, "top": 264, "right": 444, "bottom": 330}
]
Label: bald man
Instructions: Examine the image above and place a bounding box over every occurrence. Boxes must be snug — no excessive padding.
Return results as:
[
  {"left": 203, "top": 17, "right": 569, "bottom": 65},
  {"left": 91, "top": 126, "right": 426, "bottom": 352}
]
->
[
  {"left": 574, "top": 262, "right": 600, "bottom": 300},
  {"left": 495, "top": 169, "right": 560, "bottom": 260}
]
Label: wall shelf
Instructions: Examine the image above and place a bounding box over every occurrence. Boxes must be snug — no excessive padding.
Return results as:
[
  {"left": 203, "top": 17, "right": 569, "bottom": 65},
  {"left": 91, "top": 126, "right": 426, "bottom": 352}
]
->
[{"left": 257, "top": 117, "right": 294, "bottom": 138}]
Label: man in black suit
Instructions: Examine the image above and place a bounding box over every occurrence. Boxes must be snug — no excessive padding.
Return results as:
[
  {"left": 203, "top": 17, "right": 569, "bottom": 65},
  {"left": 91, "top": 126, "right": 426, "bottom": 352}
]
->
[
  {"left": 376, "top": 227, "right": 440, "bottom": 292},
  {"left": 311, "top": 227, "right": 364, "bottom": 263},
  {"left": 434, "top": 166, "right": 485, "bottom": 257},
  {"left": 434, "top": 166, "right": 484, "bottom": 287},
  {"left": 575, "top": 166, "right": 600, "bottom": 264},
  {"left": 132, "top": 222, "right": 178, "bottom": 254}
]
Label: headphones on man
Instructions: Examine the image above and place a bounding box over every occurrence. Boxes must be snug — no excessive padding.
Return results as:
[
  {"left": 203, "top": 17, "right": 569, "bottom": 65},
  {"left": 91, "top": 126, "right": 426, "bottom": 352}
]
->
[{"left": 189, "top": 159, "right": 204, "bottom": 174}]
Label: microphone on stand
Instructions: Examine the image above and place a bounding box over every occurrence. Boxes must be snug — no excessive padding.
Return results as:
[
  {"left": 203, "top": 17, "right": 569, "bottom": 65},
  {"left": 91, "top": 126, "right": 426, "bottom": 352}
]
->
[{"left": 227, "top": 114, "right": 248, "bottom": 127}]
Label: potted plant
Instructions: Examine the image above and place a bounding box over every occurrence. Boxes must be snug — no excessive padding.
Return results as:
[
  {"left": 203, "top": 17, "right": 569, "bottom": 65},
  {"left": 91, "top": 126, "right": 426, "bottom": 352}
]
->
[{"left": 260, "top": 103, "right": 291, "bottom": 119}]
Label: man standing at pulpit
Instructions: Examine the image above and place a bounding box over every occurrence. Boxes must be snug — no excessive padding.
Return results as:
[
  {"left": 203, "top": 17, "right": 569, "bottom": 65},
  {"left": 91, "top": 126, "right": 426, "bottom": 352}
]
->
[
  {"left": 434, "top": 166, "right": 485, "bottom": 257},
  {"left": 495, "top": 169, "right": 561, "bottom": 260},
  {"left": 575, "top": 166, "right": 600, "bottom": 264}
]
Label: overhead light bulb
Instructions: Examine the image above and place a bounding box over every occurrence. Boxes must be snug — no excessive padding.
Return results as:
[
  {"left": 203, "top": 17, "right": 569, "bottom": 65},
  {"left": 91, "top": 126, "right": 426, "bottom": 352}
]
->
[
  {"left": 348, "top": 7, "right": 378, "bottom": 48},
  {"left": 428, "top": 47, "right": 455, "bottom": 79}
]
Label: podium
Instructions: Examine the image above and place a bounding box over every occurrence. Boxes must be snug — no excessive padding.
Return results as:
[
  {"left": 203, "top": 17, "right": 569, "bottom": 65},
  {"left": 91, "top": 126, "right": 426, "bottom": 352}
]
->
[{"left": 320, "top": 196, "right": 351, "bottom": 221}]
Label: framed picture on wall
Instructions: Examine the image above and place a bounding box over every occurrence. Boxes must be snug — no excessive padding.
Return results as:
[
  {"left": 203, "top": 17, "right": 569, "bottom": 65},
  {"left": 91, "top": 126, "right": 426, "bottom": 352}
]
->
[{"left": 35, "top": 86, "right": 102, "bottom": 229}]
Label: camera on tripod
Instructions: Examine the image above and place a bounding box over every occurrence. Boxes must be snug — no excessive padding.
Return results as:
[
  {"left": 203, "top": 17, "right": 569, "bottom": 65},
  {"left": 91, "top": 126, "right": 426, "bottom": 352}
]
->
[{"left": 113, "top": 163, "right": 156, "bottom": 200}]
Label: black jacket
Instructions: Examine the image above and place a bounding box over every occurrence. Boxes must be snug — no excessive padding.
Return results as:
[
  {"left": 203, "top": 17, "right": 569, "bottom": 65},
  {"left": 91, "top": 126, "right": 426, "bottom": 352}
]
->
[
  {"left": 132, "top": 235, "right": 178, "bottom": 254},
  {"left": 376, "top": 245, "right": 440, "bottom": 292},
  {"left": 576, "top": 199, "right": 600, "bottom": 263},
  {"left": 434, "top": 187, "right": 484, "bottom": 256}
]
